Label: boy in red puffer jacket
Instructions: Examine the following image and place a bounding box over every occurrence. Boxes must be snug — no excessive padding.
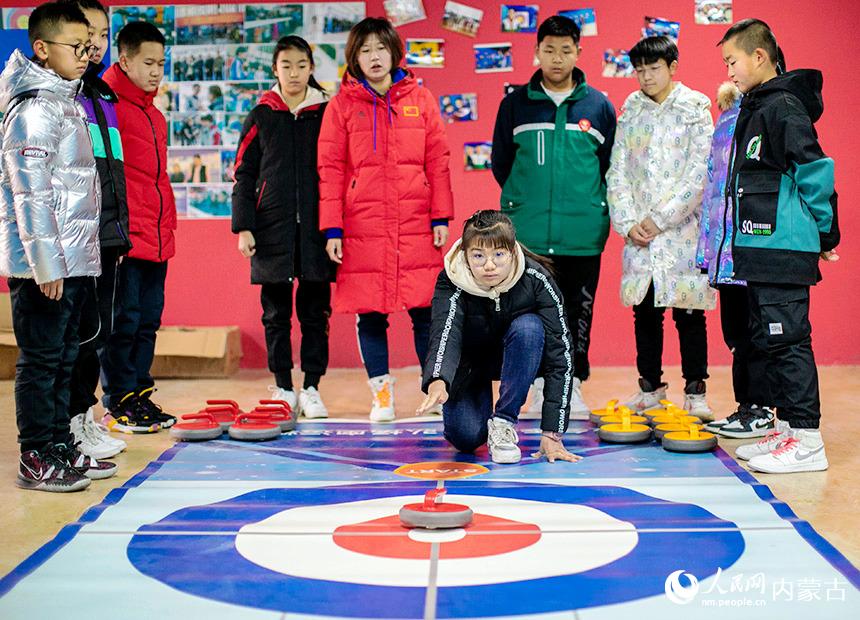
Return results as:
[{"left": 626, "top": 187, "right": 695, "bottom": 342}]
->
[{"left": 101, "top": 21, "right": 177, "bottom": 433}]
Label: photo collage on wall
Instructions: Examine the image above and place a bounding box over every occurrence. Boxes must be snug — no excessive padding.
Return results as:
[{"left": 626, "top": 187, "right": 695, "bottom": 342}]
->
[{"left": 109, "top": 3, "right": 364, "bottom": 219}]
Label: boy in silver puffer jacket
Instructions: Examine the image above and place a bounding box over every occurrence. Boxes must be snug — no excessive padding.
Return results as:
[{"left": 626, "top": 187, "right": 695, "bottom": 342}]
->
[{"left": 0, "top": 1, "right": 115, "bottom": 491}]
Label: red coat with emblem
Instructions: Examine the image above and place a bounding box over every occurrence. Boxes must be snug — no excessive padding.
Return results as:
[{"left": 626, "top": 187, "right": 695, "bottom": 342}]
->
[
  {"left": 318, "top": 69, "right": 454, "bottom": 314},
  {"left": 103, "top": 64, "right": 176, "bottom": 262}
]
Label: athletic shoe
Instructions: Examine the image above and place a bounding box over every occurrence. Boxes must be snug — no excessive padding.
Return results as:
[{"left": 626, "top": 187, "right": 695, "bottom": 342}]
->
[
  {"left": 103, "top": 392, "right": 160, "bottom": 434},
  {"left": 487, "top": 417, "right": 521, "bottom": 464},
  {"left": 704, "top": 404, "right": 751, "bottom": 432},
  {"left": 625, "top": 379, "right": 668, "bottom": 413},
  {"left": 51, "top": 443, "right": 117, "bottom": 480},
  {"left": 16, "top": 448, "right": 91, "bottom": 492},
  {"left": 85, "top": 408, "right": 127, "bottom": 452},
  {"left": 270, "top": 386, "right": 298, "bottom": 411},
  {"left": 569, "top": 377, "right": 590, "bottom": 420},
  {"left": 683, "top": 380, "right": 714, "bottom": 422},
  {"left": 748, "top": 428, "right": 828, "bottom": 473},
  {"left": 523, "top": 377, "right": 544, "bottom": 418},
  {"left": 735, "top": 420, "right": 791, "bottom": 461},
  {"left": 70, "top": 411, "right": 123, "bottom": 459},
  {"left": 718, "top": 406, "right": 776, "bottom": 439},
  {"left": 136, "top": 388, "right": 176, "bottom": 429},
  {"left": 299, "top": 387, "right": 328, "bottom": 419},
  {"left": 369, "top": 375, "right": 396, "bottom": 422}
]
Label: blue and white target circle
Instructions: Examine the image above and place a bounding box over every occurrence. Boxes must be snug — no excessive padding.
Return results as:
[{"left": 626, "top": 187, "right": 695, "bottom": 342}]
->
[{"left": 128, "top": 482, "right": 744, "bottom": 617}]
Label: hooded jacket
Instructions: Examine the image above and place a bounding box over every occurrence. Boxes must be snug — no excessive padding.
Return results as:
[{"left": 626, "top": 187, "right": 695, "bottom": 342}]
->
[
  {"left": 423, "top": 240, "right": 573, "bottom": 433},
  {"left": 78, "top": 61, "right": 131, "bottom": 254},
  {"left": 103, "top": 63, "right": 176, "bottom": 263},
  {"left": 696, "top": 82, "right": 743, "bottom": 286},
  {"left": 0, "top": 50, "right": 101, "bottom": 284},
  {"left": 317, "top": 69, "right": 455, "bottom": 314},
  {"left": 491, "top": 68, "right": 617, "bottom": 257},
  {"left": 232, "top": 85, "right": 332, "bottom": 284},
  {"left": 729, "top": 69, "right": 839, "bottom": 285},
  {"left": 607, "top": 83, "right": 716, "bottom": 310}
]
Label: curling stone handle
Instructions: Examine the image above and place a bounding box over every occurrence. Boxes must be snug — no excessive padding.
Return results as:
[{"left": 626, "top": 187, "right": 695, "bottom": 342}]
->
[
  {"left": 260, "top": 399, "right": 294, "bottom": 413},
  {"left": 424, "top": 488, "right": 447, "bottom": 508},
  {"left": 182, "top": 412, "right": 217, "bottom": 422},
  {"left": 206, "top": 400, "right": 240, "bottom": 414}
]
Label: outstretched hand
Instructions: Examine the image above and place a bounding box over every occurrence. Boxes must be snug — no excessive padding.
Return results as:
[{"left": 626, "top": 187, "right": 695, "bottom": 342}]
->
[{"left": 532, "top": 433, "right": 582, "bottom": 463}]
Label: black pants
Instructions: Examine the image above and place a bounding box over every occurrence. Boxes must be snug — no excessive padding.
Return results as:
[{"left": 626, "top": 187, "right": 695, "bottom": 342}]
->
[
  {"left": 10, "top": 277, "right": 89, "bottom": 453},
  {"left": 747, "top": 284, "right": 819, "bottom": 429},
  {"left": 68, "top": 248, "right": 121, "bottom": 415},
  {"left": 633, "top": 283, "right": 708, "bottom": 388},
  {"left": 101, "top": 258, "right": 167, "bottom": 409},
  {"left": 357, "top": 307, "right": 432, "bottom": 378},
  {"left": 718, "top": 284, "right": 772, "bottom": 408},
  {"left": 545, "top": 254, "right": 601, "bottom": 381},
  {"left": 261, "top": 279, "right": 331, "bottom": 390}
]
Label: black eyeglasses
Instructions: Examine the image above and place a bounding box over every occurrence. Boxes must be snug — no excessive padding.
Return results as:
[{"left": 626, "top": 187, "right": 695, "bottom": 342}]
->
[{"left": 43, "top": 40, "right": 96, "bottom": 60}]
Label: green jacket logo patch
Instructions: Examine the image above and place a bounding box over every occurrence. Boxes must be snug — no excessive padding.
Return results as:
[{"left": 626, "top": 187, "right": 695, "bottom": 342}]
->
[{"left": 746, "top": 135, "right": 762, "bottom": 161}]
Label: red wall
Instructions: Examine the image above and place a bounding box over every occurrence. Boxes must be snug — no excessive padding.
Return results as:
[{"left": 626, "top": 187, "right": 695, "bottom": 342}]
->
[{"left": 3, "top": 1, "right": 857, "bottom": 369}]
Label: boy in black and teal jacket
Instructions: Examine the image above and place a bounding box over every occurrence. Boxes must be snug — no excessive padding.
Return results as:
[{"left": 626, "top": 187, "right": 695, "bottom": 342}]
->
[
  {"left": 720, "top": 19, "right": 839, "bottom": 474},
  {"left": 491, "top": 15, "right": 616, "bottom": 417}
]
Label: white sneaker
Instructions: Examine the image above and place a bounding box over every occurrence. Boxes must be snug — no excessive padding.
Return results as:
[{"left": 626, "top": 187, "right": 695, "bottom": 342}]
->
[
  {"left": 736, "top": 420, "right": 791, "bottom": 461},
  {"left": 299, "top": 387, "right": 328, "bottom": 419},
  {"left": 70, "top": 412, "right": 123, "bottom": 460},
  {"left": 748, "top": 428, "right": 828, "bottom": 473},
  {"left": 625, "top": 380, "right": 667, "bottom": 413},
  {"left": 86, "top": 409, "right": 127, "bottom": 452},
  {"left": 487, "top": 417, "right": 521, "bottom": 464},
  {"left": 270, "top": 386, "right": 298, "bottom": 412},
  {"left": 521, "top": 377, "right": 544, "bottom": 419},
  {"left": 684, "top": 392, "right": 715, "bottom": 422},
  {"left": 369, "top": 375, "right": 395, "bottom": 422},
  {"left": 569, "top": 378, "right": 590, "bottom": 420}
]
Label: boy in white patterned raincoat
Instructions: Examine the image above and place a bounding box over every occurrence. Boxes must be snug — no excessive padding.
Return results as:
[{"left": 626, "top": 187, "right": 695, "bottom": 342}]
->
[{"left": 606, "top": 36, "right": 716, "bottom": 420}]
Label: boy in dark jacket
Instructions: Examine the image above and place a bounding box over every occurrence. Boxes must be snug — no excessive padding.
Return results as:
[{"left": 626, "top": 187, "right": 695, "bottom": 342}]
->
[
  {"left": 491, "top": 16, "right": 616, "bottom": 419},
  {"left": 720, "top": 19, "right": 839, "bottom": 473},
  {"left": 101, "top": 21, "right": 177, "bottom": 433},
  {"left": 63, "top": 0, "right": 131, "bottom": 459}
]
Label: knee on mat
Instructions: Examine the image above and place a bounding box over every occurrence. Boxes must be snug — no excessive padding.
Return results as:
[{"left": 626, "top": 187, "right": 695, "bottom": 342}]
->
[{"left": 445, "top": 430, "right": 486, "bottom": 454}]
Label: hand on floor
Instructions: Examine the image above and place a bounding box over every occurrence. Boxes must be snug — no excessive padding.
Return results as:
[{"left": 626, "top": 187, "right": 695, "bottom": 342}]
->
[{"left": 532, "top": 434, "right": 582, "bottom": 463}]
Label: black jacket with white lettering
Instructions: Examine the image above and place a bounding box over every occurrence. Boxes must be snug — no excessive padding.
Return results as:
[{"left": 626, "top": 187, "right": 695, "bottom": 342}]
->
[{"left": 422, "top": 257, "right": 573, "bottom": 433}]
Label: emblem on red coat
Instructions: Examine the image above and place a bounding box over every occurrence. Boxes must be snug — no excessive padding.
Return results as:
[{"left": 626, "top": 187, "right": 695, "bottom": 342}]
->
[
  {"left": 578, "top": 118, "right": 592, "bottom": 132},
  {"left": 403, "top": 105, "right": 420, "bottom": 117}
]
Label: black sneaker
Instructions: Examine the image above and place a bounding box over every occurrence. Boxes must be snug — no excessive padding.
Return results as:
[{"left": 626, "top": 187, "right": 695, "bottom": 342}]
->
[
  {"left": 16, "top": 447, "right": 91, "bottom": 492},
  {"left": 136, "top": 387, "right": 176, "bottom": 429},
  {"left": 51, "top": 443, "right": 118, "bottom": 480},
  {"left": 104, "top": 392, "right": 160, "bottom": 434},
  {"left": 717, "top": 406, "right": 776, "bottom": 439},
  {"left": 704, "top": 404, "right": 752, "bottom": 432}
]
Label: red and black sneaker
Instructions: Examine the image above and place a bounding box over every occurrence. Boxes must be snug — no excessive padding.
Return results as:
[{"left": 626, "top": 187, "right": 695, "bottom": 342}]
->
[
  {"left": 16, "top": 448, "right": 91, "bottom": 492},
  {"left": 51, "top": 443, "right": 118, "bottom": 480},
  {"left": 136, "top": 387, "right": 177, "bottom": 429}
]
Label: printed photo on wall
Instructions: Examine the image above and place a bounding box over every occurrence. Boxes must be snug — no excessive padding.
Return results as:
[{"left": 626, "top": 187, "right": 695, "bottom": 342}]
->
[
  {"left": 224, "top": 82, "right": 266, "bottom": 113},
  {"left": 442, "top": 1, "right": 483, "bottom": 38},
  {"left": 558, "top": 8, "right": 597, "bottom": 36},
  {"left": 406, "top": 39, "right": 445, "bottom": 69},
  {"left": 222, "top": 113, "right": 245, "bottom": 147},
  {"left": 311, "top": 43, "right": 347, "bottom": 92},
  {"left": 695, "top": 0, "right": 732, "bottom": 24},
  {"left": 168, "top": 147, "right": 222, "bottom": 184},
  {"left": 110, "top": 5, "right": 175, "bottom": 47},
  {"left": 175, "top": 82, "right": 226, "bottom": 113},
  {"left": 474, "top": 43, "right": 513, "bottom": 73},
  {"left": 2, "top": 7, "right": 34, "bottom": 30},
  {"left": 187, "top": 184, "right": 233, "bottom": 218},
  {"left": 602, "top": 49, "right": 634, "bottom": 78},
  {"left": 176, "top": 4, "right": 243, "bottom": 45},
  {"left": 173, "top": 187, "right": 187, "bottom": 217},
  {"left": 383, "top": 0, "right": 426, "bottom": 26},
  {"left": 221, "top": 150, "right": 236, "bottom": 182},
  {"left": 171, "top": 113, "right": 225, "bottom": 147},
  {"left": 172, "top": 45, "right": 227, "bottom": 82},
  {"left": 154, "top": 83, "right": 176, "bottom": 114},
  {"left": 440, "top": 93, "right": 477, "bottom": 122},
  {"left": 243, "top": 4, "right": 303, "bottom": 43},
  {"left": 643, "top": 16, "right": 680, "bottom": 42},
  {"left": 302, "top": 3, "right": 364, "bottom": 43},
  {"left": 501, "top": 5, "right": 538, "bottom": 33},
  {"left": 464, "top": 141, "right": 492, "bottom": 171},
  {"left": 227, "top": 45, "right": 278, "bottom": 81}
]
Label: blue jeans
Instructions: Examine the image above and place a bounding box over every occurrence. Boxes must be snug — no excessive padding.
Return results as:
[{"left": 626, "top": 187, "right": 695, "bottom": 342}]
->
[
  {"left": 443, "top": 314, "right": 544, "bottom": 453},
  {"left": 357, "top": 307, "right": 431, "bottom": 378}
]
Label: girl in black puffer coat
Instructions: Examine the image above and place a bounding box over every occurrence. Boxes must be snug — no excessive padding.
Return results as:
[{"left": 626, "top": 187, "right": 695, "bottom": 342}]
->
[{"left": 232, "top": 36, "right": 333, "bottom": 418}]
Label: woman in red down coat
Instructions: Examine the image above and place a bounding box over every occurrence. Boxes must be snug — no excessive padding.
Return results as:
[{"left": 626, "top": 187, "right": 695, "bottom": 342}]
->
[{"left": 318, "top": 17, "right": 454, "bottom": 422}]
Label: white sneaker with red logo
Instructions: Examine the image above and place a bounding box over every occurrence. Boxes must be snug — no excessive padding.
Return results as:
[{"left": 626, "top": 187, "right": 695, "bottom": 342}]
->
[{"left": 748, "top": 428, "right": 828, "bottom": 474}]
